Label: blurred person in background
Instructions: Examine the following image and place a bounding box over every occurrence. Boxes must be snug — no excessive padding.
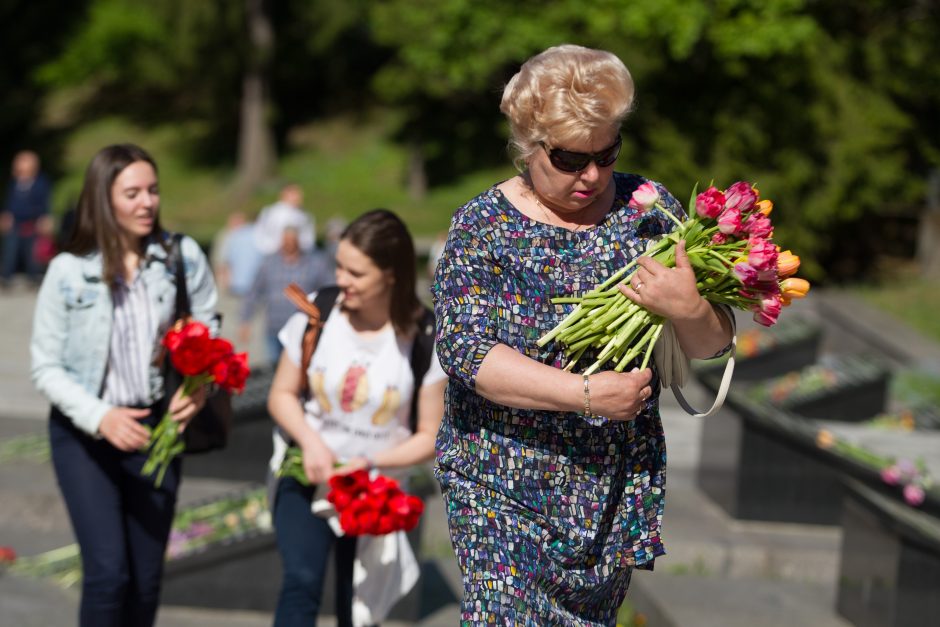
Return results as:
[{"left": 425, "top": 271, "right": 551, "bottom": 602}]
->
[
  {"left": 214, "top": 210, "right": 263, "bottom": 297},
  {"left": 1, "top": 150, "right": 52, "bottom": 288},
  {"left": 239, "top": 225, "right": 331, "bottom": 366},
  {"left": 255, "top": 183, "right": 316, "bottom": 255}
]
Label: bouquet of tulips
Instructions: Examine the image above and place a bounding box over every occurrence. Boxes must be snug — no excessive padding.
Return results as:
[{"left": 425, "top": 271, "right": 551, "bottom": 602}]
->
[
  {"left": 278, "top": 447, "right": 424, "bottom": 536},
  {"left": 142, "top": 320, "right": 249, "bottom": 487},
  {"left": 538, "top": 181, "right": 810, "bottom": 376}
]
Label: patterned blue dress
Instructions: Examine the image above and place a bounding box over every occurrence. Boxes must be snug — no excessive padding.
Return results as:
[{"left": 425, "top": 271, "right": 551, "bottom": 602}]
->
[{"left": 431, "top": 172, "right": 687, "bottom": 626}]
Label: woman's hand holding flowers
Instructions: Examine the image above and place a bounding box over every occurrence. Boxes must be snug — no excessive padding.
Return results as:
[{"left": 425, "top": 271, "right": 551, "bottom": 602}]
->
[
  {"left": 300, "top": 433, "right": 336, "bottom": 484},
  {"left": 99, "top": 407, "right": 152, "bottom": 451},
  {"left": 619, "top": 240, "right": 709, "bottom": 322},
  {"left": 167, "top": 384, "right": 208, "bottom": 432},
  {"left": 587, "top": 368, "right": 653, "bottom": 421}
]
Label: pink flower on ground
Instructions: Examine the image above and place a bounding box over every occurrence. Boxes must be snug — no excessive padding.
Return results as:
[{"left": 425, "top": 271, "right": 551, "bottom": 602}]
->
[
  {"left": 881, "top": 466, "right": 902, "bottom": 486},
  {"left": 695, "top": 186, "right": 725, "bottom": 219},
  {"left": 903, "top": 484, "right": 926, "bottom": 506},
  {"left": 747, "top": 237, "right": 778, "bottom": 273},
  {"left": 628, "top": 182, "right": 661, "bottom": 212},
  {"left": 744, "top": 213, "right": 773, "bottom": 238},
  {"left": 717, "top": 207, "right": 743, "bottom": 235},
  {"left": 724, "top": 182, "right": 758, "bottom": 213}
]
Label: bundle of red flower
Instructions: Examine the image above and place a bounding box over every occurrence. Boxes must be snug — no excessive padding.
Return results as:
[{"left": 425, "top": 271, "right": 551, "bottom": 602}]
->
[
  {"left": 326, "top": 469, "right": 424, "bottom": 536},
  {"left": 142, "top": 320, "right": 249, "bottom": 487}
]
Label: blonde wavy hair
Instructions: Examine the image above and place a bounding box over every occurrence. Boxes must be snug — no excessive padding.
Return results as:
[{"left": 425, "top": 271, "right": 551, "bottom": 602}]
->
[{"left": 500, "top": 44, "right": 635, "bottom": 171}]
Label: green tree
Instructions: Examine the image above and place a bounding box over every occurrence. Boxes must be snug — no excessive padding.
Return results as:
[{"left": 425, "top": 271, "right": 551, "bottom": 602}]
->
[
  {"left": 0, "top": 0, "right": 90, "bottom": 175},
  {"left": 368, "top": 0, "right": 940, "bottom": 280}
]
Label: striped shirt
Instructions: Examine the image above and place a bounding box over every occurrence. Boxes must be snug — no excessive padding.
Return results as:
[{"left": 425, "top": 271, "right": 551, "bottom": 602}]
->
[{"left": 102, "top": 272, "right": 158, "bottom": 407}]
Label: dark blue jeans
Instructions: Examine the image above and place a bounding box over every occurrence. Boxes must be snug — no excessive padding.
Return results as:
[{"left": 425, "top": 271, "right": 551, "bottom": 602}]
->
[
  {"left": 49, "top": 406, "right": 180, "bottom": 627},
  {"left": 1, "top": 230, "right": 40, "bottom": 282},
  {"left": 273, "top": 477, "right": 358, "bottom": 627}
]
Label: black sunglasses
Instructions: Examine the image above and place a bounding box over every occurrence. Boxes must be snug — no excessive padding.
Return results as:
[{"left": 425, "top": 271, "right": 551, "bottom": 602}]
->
[{"left": 541, "top": 136, "right": 622, "bottom": 173}]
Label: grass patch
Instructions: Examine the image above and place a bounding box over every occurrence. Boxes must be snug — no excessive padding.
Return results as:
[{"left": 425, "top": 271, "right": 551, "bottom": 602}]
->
[
  {"left": 851, "top": 274, "right": 940, "bottom": 344},
  {"left": 51, "top": 113, "right": 517, "bottom": 245}
]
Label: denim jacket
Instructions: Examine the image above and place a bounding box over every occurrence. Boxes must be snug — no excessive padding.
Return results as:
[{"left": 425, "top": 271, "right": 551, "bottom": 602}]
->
[{"left": 30, "top": 233, "right": 218, "bottom": 436}]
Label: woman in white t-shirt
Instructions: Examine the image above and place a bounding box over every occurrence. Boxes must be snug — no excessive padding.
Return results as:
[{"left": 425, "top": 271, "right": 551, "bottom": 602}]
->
[{"left": 267, "top": 209, "right": 447, "bottom": 627}]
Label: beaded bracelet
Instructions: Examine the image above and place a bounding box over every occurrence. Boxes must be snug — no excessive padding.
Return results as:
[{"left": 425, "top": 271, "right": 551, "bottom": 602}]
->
[{"left": 582, "top": 374, "right": 591, "bottom": 417}]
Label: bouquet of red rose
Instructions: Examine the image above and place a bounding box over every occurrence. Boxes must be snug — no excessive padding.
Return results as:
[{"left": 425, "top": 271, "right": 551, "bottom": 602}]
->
[
  {"left": 278, "top": 447, "right": 424, "bottom": 535},
  {"left": 538, "top": 181, "right": 811, "bottom": 376},
  {"left": 142, "top": 320, "right": 249, "bottom": 487}
]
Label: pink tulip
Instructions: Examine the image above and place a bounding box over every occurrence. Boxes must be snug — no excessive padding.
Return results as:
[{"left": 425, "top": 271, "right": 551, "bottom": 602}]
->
[
  {"left": 744, "top": 213, "right": 773, "bottom": 238},
  {"left": 752, "top": 294, "right": 782, "bottom": 326},
  {"left": 711, "top": 232, "right": 729, "bottom": 245},
  {"left": 695, "top": 186, "right": 725, "bottom": 219},
  {"left": 628, "top": 182, "right": 661, "bottom": 212},
  {"left": 881, "top": 466, "right": 902, "bottom": 486},
  {"left": 747, "top": 237, "right": 778, "bottom": 273},
  {"left": 724, "top": 181, "right": 758, "bottom": 213},
  {"left": 718, "top": 207, "right": 743, "bottom": 235},
  {"left": 903, "top": 484, "right": 926, "bottom": 506},
  {"left": 733, "top": 263, "right": 760, "bottom": 287}
]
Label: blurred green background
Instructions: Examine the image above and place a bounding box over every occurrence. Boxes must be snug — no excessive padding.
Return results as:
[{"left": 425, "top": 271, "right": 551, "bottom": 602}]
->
[{"left": 3, "top": 0, "right": 939, "bottom": 338}]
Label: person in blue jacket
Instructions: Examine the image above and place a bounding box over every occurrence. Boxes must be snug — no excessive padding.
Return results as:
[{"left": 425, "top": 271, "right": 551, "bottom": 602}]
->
[
  {"left": 1, "top": 150, "right": 52, "bottom": 286},
  {"left": 30, "top": 143, "right": 218, "bottom": 627}
]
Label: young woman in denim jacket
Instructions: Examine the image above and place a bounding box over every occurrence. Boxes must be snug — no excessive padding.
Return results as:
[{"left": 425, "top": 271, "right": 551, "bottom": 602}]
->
[{"left": 30, "top": 144, "right": 218, "bottom": 627}]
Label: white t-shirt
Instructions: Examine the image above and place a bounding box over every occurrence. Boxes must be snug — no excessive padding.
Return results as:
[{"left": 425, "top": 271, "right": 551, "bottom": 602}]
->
[
  {"left": 271, "top": 302, "right": 447, "bottom": 470},
  {"left": 254, "top": 201, "right": 316, "bottom": 254}
]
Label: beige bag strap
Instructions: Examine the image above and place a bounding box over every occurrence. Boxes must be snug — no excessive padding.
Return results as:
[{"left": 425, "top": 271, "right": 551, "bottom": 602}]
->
[
  {"left": 654, "top": 307, "right": 736, "bottom": 418},
  {"left": 671, "top": 334, "right": 736, "bottom": 418}
]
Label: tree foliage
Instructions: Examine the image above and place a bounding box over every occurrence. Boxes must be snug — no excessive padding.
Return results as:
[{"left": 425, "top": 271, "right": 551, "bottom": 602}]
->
[
  {"left": 368, "top": 0, "right": 940, "bottom": 280},
  {"left": 9, "top": 0, "right": 940, "bottom": 280}
]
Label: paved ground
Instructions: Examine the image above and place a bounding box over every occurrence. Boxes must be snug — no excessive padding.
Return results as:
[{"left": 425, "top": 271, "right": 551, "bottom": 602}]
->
[{"left": 2, "top": 277, "right": 938, "bottom": 626}]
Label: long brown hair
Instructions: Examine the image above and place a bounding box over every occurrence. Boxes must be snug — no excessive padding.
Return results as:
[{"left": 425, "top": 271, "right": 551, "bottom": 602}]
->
[
  {"left": 341, "top": 209, "right": 420, "bottom": 335},
  {"left": 64, "top": 144, "right": 163, "bottom": 287}
]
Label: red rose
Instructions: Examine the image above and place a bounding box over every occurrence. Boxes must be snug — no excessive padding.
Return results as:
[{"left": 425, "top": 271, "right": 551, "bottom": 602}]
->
[
  {"left": 329, "top": 469, "right": 370, "bottom": 497},
  {"left": 327, "top": 488, "right": 354, "bottom": 510},
  {"left": 375, "top": 514, "right": 397, "bottom": 535},
  {"left": 367, "top": 475, "right": 400, "bottom": 498},
  {"left": 211, "top": 352, "right": 250, "bottom": 393},
  {"left": 402, "top": 512, "right": 421, "bottom": 532},
  {"left": 339, "top": 509, "right": 362, "bottom": 536},
  {"left": 163, "top": 321, "right": 209, "bottom": 353},
  {"left": 0, "top": 545, "right": 16, "bottom": 563},
  {"left": 387, "top": 492, "right": 412, "bottom": 517}
]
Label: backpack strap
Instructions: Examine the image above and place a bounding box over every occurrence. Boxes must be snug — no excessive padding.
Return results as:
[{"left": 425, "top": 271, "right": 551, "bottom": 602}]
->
[
  {"left": 408, "top": 307, "right": 436, "bottom": 432},
  {"left": 282, "top": 284, "right": 340, "bottom": 398}
]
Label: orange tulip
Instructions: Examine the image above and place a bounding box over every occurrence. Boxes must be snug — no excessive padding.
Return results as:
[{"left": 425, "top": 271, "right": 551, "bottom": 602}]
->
[
  {"left": 777, "top": 250, "right": 800, "bottom": 278},
  {"left": 756, "top": 199, "right": 773, "bottom": 216},
  {"left": 780, "top": 278, "right": 810, "bottom": 304}
]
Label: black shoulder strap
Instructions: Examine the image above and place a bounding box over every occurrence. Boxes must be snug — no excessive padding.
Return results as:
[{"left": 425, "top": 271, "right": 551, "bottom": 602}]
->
[
  {"left": 170, "top": 233, "right": 191, "bottom": 318},
  {"left": 300, "top": 285, "right": 341, "bottom": 377},
  {"left": 408, "top": 306, "right": 436, "bottom": 432}
]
